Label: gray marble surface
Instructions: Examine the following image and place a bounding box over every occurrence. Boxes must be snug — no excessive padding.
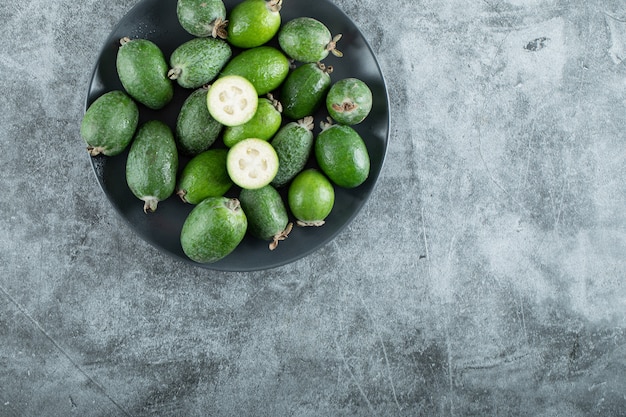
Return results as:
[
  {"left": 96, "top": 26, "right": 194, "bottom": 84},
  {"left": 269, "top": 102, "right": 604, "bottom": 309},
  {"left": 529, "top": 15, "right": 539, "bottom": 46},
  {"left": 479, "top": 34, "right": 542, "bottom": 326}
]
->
[{"left": 1, "top": 0, "right": 626, "bottom": 416}]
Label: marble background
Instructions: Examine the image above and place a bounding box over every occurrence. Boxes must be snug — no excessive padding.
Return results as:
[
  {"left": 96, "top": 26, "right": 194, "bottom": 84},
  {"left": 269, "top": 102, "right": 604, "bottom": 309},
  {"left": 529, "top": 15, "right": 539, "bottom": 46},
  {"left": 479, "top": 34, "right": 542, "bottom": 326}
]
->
[{"left": 1, "top": 0, "right": 625, "bottom": 415}]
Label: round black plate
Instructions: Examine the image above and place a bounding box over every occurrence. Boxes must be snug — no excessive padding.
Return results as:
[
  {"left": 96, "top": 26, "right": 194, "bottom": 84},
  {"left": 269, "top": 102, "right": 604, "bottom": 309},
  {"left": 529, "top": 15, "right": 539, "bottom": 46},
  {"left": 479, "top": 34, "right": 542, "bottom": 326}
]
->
[{"left": 86, "top": 0, "right": 390, "bottom": 271}]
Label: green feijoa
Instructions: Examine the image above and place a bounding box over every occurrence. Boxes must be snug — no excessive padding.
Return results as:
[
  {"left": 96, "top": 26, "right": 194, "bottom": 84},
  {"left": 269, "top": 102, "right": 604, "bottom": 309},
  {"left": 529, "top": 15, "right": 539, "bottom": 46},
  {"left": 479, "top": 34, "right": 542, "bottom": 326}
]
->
[
  {"left": 223, "top": 95, "right": 282, "bottom": 148},
  {"left": 176, "top": 149, "right": 233, "bottom": 204},
  {"left": 288, "top": 169, "right": 334, "bottom": 227},
  {"left": 326, "top": 78, "right": 373, "bottom": 125},
  {"left": 116, "top": 37, "right": 173, "bottom": 110},
  {"left": 315, "top": 122, "right": 370, "bottom": 188},
  {"left": 180, "top": 197, "right": 247, "bottom": 263},
  {"left": 280, "top": 62, "right": 333, "bottom": 120},
  {"left": 168, "top": 37, "right": 231, "bottom": 89},
  {"left": 176, "top": 87, "right": 223, "bottom": 156},
  {"left": 227, "top": 0, "right": 282, "bottom": 48},
  {"left": 81, "top": 90, "right": 138, "bottom": 156},
  {"left": 126, "top": 120, "right": 179, "bottom": 213},
  {"left": 220, "top": 46, "right": 289, "bottom": 95},
  {"left": 239, "top": 185, "right": 292, "bottom": 250},
  {"left": 278, "top": 17, "right": 342, "bottom": 63},
  {"left": 270, "top": 116, "right": 314, "bottom": 188},
  {"left": 177, "top": 0, "right": 227, "bottom": 38}
]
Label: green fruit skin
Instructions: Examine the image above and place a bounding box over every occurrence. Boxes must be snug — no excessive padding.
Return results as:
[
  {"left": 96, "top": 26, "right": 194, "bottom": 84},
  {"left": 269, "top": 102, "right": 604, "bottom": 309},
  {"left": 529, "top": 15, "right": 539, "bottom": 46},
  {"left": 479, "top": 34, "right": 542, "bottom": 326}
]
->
[
  {"left": 222, "top": 98, "right": 282, "bottom": 147},
  {"left": 176, "top": 88, "right": 223, "bottom": 155},
  {"left": 180, "top": 197, "right": 247, "bottom": 263},
  {"left": 239, "top": 185, "right": 289, "bottom": 241},
  {"left": 315, "top": 125, "right": 370, "bottom": 188},
  {"left": 126, "top": 121, "right": 179, "bottom": 210},
  {"left": 278, "top": 17, "right": 331, "bottom": 63},
  {"left": 81, "top": 90, "right": 138, "bottom": 156},
  {"left": 170, "top": 37, "right": 232, "bottom": 89},
  {"left": 227, "top": 0, "right": 281, "bottom": 48},
  {"left": 326, "top": 78, "right": 373, "bottom": 125},
  {"left": 281, "top": 63, "right": 331, "bottom": 120},
  {"left": 117, "top": 38, "right": 173, "bottom": 110},
  {"left": 270, "top": 121, "right": 314, "bottom": 187},
  {"left": 288, "top": 169, "right": 335, "bottom": 224},
  {"left": 177, "top": 0, "right": 226, "bottom": 37},
  {"left": 177, "top": 149, "right": 233, "bottom": 204},
  {"left": 220, "top": 46, "right": 289, "bottom": 95}
]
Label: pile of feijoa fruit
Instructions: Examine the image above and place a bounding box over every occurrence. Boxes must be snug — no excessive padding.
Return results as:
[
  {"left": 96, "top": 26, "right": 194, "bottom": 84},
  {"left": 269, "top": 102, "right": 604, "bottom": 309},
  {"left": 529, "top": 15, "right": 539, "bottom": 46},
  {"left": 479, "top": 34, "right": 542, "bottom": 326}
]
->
[{"left": 81, "top": 0, "right": 375, "bottom": 264}]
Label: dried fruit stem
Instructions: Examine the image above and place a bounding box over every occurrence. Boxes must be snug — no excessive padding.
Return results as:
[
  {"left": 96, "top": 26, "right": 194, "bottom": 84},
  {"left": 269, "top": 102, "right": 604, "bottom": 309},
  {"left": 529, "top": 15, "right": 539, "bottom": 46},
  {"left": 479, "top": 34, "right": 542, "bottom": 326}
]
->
[
  {"left": 269, "top": 222, "right": 293, "bottom": 250},
  {"left": 296, "top": 220, "right": 325, "bottom": 227},
  {"left": 212, "top": 17, "right": 228, "bottom": 39},
  {"left": 326, "top": 34, "right": 343, "bottom": 58},
  {"left": 267, "top": 0, "right": 283, "bottom": 13},
  {"left": 87, "top": 146, "right": 105, "bottom": 157}
]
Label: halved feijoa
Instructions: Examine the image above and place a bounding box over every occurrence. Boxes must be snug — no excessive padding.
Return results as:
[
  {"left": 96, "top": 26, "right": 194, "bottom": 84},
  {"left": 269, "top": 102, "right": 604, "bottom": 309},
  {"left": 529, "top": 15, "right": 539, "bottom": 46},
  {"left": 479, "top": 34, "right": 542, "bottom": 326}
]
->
[
  {"left": 206, "top": 75, "right": 258, "bottom": 126},
  {"left": 226, "top": 138, "right": 278, "bottom": 189}
]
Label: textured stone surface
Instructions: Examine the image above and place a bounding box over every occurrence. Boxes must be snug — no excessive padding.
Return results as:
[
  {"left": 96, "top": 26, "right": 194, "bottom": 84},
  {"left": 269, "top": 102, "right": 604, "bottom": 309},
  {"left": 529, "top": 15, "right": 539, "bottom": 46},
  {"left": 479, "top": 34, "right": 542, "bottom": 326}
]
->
[{"left": 1, "top": 0, "right": 625, "bottom": 416}]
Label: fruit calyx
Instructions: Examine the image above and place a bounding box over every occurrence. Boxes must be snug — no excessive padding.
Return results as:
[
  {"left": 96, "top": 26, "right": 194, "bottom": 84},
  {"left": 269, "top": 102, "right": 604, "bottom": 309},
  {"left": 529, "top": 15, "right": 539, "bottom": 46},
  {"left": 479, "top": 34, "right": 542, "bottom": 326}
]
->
[
  {"left": 332, "top": 101, "right": 359, "bottom": 113},
  {"left": 298, "top": 116, "right": 315, "bottom": 131},
  {"left": 143, "top": 197, "right": 159, "bottom": 213},
  {"left": 266, "top": 0, "right": 283, "bottom": 13},
  {"left": 326, "top": 34, "right": 343, "bottom": 58},
  {"left": 317, "top": 61, "right": 334, "bottom": 75},
  {"left": 225, "top": 198, "right": 241, "bottom": 212},
  {"left": 267, "top": 93, "right": 283, "bottom": 113},
  {"left": 119, "top": 36, "right": 132, "bottom": 47},
  {"left": 167, "top": 67, "right": 182, "bottom": 81},
  {"left": 269, "top": 222, "right": 293, "bottom": 250},
  {"left": 176, "top": 189, "right": 188, "bottom": 203},
  {"left": 211, "top": 17, "right": 229, "bottom": 39},
  {"left": 87, "top": 146, "right": 105, "bottom": 157},
  {"left": 320, "top": 116, "right": 335, "bottom": 131},
  {"left": 296, "top": 219, "right": 325, "bottom": 227}
]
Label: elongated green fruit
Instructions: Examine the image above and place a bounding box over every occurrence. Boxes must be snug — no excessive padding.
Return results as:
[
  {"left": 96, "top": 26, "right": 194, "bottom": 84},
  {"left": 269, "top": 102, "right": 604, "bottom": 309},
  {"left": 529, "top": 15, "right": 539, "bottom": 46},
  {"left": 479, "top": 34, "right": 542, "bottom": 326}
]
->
[
  {"left": 270, "top": 116, "right": 314, "bottom": 187},
  {"left": 126, "top": 120, "right": 179, "bottom": 213},
  {"left": 81, "top": 90, "right": 138, "bottom": 156},
  {"left": 176, "top": 87, "right": 223, "bottom": 155},
  {"left": 227, "top": 0, "right": 282, "bottom": 48},
  {"left": 280, "top": 62, "right": 332, "bottom": 120},
  {"left": 278, "top": 17, "right": 342, "bottom": 63},
  {"left": 177, "top": 0, "right": 228, "bottom": 38},
  {"left": 288, "top": 169, "right": 334, "bottom": 227},
  {"left": 222, "top": 95, "right": 282, "bottom": 148},
  {"left": 176, "top": 149, "right": 233, "bottom": 204},
  {"left": 220, "top": 46, "right": 289, "bottom": 95},
  {"left": 116, "top": 37, "right": 173, "bottom": 110},
  {"left": 168, "top": 37, "right": 231, "bottom": 89},
  {"left": 239, "top": 185, "right": 292, "bottom": 250},
  {"left": 315, "top": 121, "right": 370, "bottom": 188},
  {"left": 180, "top": 197, "right": 248, "bottom": 263}
]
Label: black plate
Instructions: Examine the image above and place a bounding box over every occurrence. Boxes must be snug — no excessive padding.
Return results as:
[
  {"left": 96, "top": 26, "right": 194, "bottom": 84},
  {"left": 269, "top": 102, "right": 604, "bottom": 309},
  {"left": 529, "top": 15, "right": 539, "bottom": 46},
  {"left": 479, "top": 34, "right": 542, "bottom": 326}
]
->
[{"left": 86, "top": 0, "right": 390, "bottom": 271}]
